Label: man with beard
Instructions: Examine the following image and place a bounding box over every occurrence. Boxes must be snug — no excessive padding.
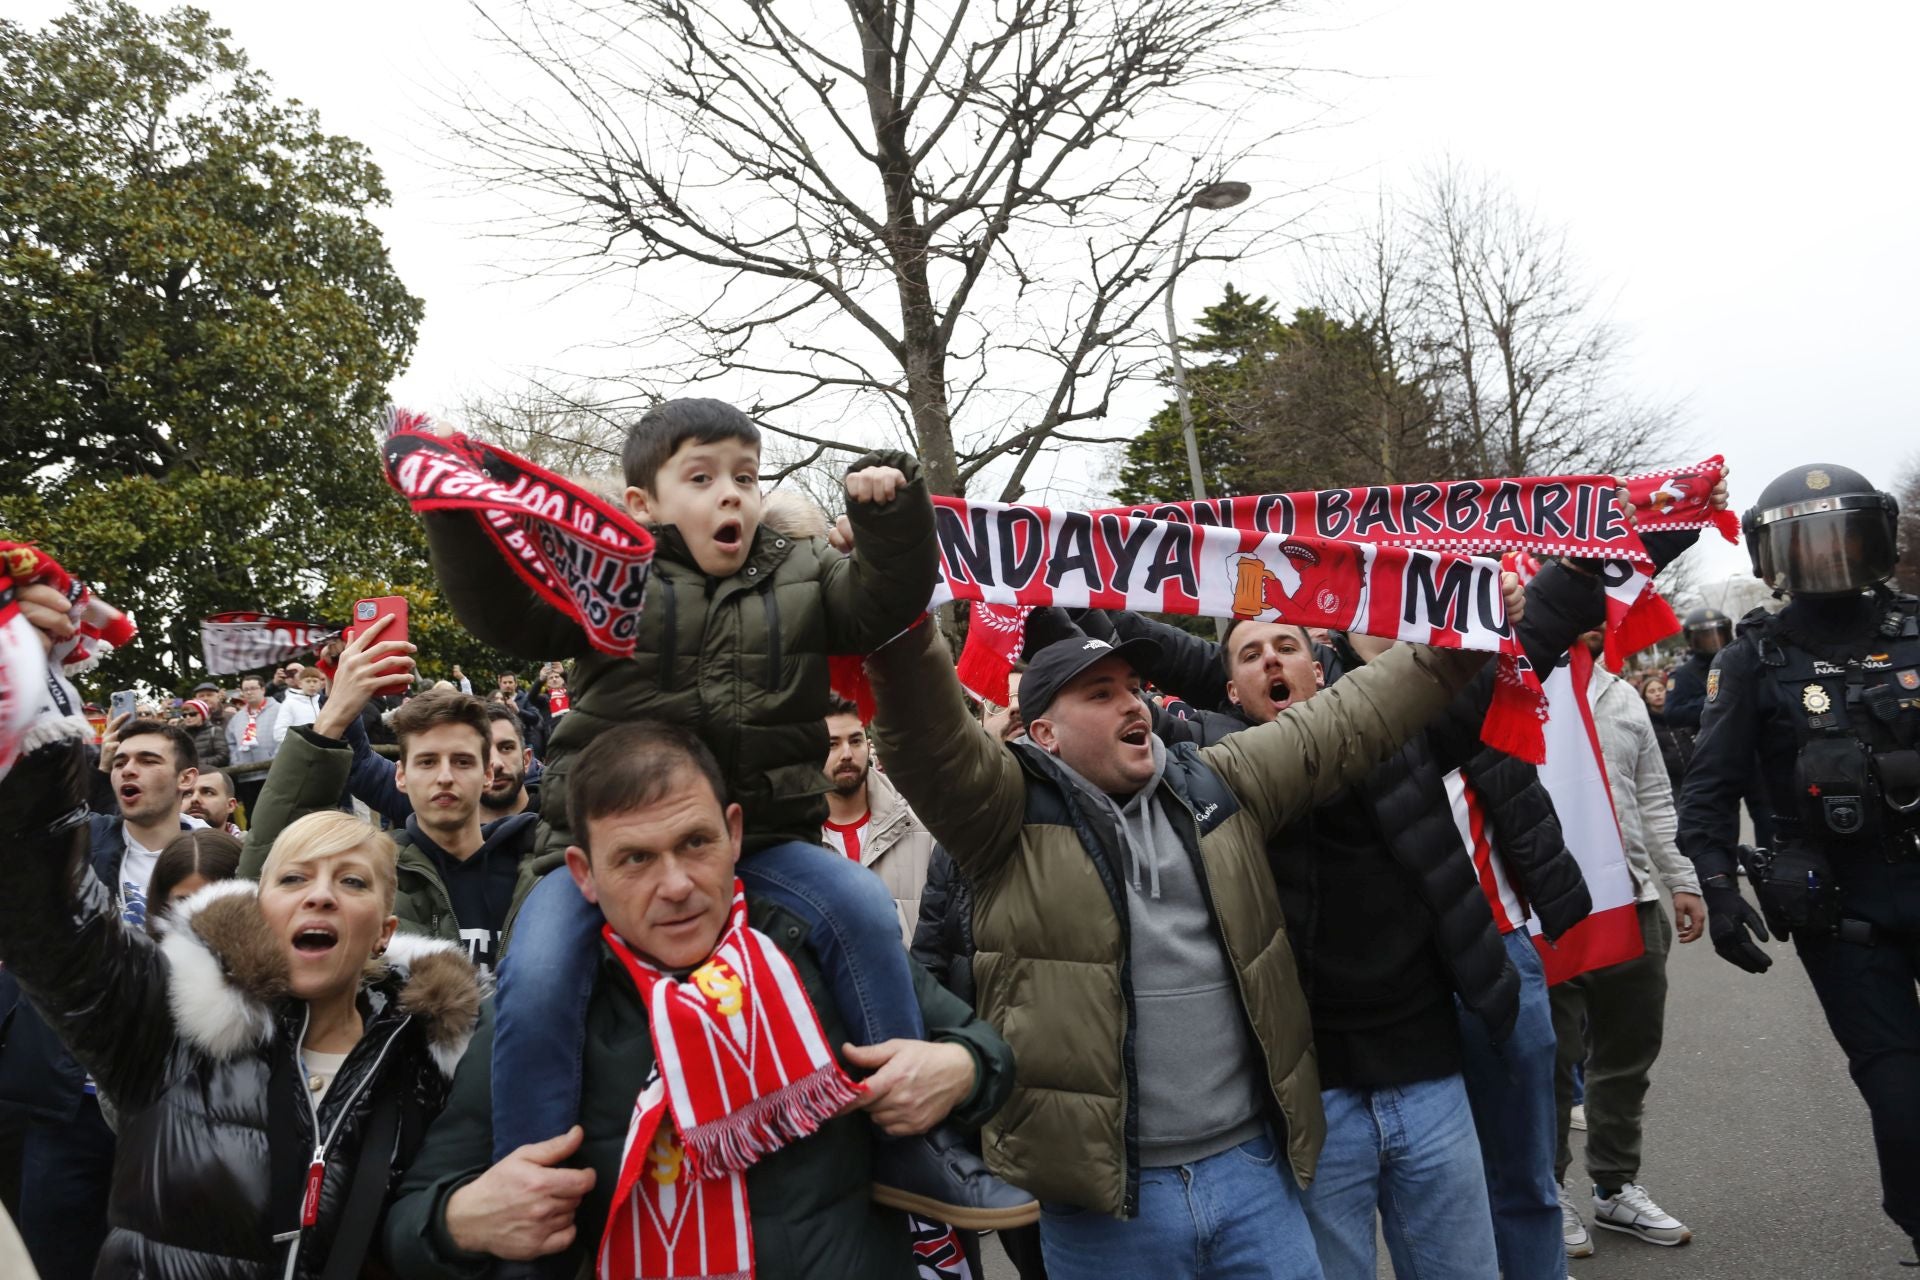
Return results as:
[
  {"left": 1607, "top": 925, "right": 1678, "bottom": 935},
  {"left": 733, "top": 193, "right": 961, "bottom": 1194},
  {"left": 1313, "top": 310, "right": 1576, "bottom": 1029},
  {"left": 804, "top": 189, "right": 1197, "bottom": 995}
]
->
[
  {"left": 241, "top": 618, "right": 544, "bottom": 973},
  {"left": 183, "top": 766, "right": 245, "bottom": 836},
  {"left": 338, "top": 699, "right": 539, "bottom": 826},
  {"left": 822, "top": 695, "right": 936, "bottom": 943}
]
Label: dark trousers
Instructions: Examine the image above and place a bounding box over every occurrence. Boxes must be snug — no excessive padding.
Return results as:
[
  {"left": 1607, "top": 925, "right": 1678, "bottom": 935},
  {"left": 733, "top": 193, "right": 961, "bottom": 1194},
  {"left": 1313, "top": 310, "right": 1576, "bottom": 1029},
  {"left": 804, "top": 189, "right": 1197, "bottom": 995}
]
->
[
  {"left": 1795, "top": 858, "right": 1920, "bottom": 1242},
  {"left": 1551, "top": 899, "right": 1673, "bottom": 1189},
  {"left": 18, "top": 1094, "right": 115, "bottom": 1280},
  {"left": 998, "top": 1222, "right": 1049, "bottom": 1279}
]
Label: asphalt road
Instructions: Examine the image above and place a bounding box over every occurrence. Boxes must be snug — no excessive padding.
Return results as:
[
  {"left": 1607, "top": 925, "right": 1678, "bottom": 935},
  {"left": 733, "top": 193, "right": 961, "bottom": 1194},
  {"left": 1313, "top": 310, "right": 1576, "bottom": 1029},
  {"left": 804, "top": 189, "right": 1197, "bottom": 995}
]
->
[{"left": 977, "top": 903, "right": 1909, "bottom": 1279}]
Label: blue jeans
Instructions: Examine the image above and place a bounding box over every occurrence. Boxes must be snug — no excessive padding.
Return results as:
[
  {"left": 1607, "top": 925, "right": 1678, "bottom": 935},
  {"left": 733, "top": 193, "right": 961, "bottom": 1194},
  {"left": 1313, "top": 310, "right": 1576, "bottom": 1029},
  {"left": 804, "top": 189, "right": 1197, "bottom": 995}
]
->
[
  {"left": 490, "top": 840, "right": 925, "bottom": 1160},
  {"left": 1039, "top": 1128, "right": 1324, "bottom": 1280},
  {"left": 1457, "top": 929, "right": 1563, "bottom": 1280},
  {"left": 1301, "top": 1075, "right": 1497, "bottom": 1280}
]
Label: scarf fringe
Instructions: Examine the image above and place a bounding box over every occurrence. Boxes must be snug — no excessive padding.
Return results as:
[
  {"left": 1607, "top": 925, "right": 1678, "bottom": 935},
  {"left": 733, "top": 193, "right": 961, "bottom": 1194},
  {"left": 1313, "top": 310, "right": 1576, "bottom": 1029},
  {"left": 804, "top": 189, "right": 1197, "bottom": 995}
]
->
[{"left": 681, "top": 1061, "right": 865, "bottom": 1180}]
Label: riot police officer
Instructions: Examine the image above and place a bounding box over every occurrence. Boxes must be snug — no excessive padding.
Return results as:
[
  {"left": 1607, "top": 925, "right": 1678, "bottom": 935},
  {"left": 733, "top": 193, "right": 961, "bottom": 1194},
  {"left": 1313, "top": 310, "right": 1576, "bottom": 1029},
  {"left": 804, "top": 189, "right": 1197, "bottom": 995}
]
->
[
  {"left": 1666, "top": 606, "right": 1733, "bottom": 728},
  {"left": 1671, "top": 604, "right": 1778, "bottom": 846},
  {"left": 1678, "top": 462, "right": 1920, "bottom": 1263}
]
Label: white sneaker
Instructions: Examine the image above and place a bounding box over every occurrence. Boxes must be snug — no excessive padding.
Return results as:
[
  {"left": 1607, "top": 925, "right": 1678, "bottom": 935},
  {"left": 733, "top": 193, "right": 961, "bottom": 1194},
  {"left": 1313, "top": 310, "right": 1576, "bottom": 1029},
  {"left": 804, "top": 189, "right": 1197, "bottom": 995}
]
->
[
  {"left": 1569, "top": 1103, "right": 1587, "bottom": 1131},
  {"left": 1592, "top": 1183, "right": 1692, "bottom": 1246},
  {"left": 1560, "top": 1183, "right": 1594, "bottom": 1257}
]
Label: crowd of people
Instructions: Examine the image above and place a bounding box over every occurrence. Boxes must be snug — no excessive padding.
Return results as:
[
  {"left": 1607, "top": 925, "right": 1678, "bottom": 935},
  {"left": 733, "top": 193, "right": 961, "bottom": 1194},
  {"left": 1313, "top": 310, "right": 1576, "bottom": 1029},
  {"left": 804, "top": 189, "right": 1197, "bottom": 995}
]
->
[{"left": 0, "top": 397, "right": 1913, "bottom": 1280}]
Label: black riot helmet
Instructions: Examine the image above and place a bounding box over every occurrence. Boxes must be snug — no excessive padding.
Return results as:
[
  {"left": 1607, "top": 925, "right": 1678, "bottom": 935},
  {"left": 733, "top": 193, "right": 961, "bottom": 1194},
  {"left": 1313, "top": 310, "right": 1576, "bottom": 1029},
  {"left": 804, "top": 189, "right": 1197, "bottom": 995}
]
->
[
  {"left": 1681, "top": 606, "right": 1732, "bottom": 656},
  {"left": 1743, "top": 463, "right": 1900, "bottom": 596}
]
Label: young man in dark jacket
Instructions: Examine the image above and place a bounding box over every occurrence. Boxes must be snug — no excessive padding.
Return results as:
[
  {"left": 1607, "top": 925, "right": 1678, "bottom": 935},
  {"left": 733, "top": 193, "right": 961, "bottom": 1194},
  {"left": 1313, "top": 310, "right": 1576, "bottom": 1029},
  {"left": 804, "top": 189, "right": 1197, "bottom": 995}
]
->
[
  {"left": 384, "top": 722, "right": 1017, "bottom": 1279},
  {"left": 1094, "top": 504, "right": 1723, "bottom": 1279}
]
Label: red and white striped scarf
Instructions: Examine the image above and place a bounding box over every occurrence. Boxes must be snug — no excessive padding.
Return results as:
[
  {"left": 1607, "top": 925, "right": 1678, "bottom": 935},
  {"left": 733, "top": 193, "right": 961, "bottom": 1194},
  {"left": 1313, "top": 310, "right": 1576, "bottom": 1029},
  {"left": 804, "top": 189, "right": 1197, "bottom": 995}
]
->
[
  {"left": 596, "top": 884, "right": 866, "bottom": 1280},
  {"left": 0, "top": 543, "right": 136, "bottom": 777}
]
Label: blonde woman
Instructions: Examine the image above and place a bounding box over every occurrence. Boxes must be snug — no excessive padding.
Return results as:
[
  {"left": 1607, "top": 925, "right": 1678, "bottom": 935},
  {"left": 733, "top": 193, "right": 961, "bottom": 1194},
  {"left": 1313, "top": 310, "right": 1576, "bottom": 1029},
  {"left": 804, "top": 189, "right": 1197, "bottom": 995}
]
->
[{"left": 0, "top": 738, "right": 482, "bottom": 1279}]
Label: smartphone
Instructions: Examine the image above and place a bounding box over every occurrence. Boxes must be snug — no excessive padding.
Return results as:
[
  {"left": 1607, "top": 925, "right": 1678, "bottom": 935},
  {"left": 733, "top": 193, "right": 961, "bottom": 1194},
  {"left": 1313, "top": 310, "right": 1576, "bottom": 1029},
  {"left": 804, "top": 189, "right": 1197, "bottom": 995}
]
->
[
  {"left": 353, "top": 596, "right": 412, "bottom": 695},
  {"left": 110, "top": 689, "right": 138, "bottom": 723}
]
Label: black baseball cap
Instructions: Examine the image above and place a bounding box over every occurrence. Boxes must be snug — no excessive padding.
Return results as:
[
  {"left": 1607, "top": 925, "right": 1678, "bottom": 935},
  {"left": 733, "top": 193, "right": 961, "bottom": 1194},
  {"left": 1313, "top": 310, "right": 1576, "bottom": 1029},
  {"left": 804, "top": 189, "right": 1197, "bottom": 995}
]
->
[
  {"left": 1019, "top": 633, "right": 1162, "bottom": 724},
  {"left": 191, "top": 680, "right": 219, "bottom": 694}
]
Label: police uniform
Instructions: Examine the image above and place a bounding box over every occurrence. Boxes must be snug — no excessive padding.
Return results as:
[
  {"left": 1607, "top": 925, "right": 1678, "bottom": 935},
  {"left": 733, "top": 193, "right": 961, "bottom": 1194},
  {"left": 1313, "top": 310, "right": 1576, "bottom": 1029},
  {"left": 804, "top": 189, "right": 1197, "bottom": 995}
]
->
[{"left": 1677, "top": 464, "right": 1920, "bottom": 1256}]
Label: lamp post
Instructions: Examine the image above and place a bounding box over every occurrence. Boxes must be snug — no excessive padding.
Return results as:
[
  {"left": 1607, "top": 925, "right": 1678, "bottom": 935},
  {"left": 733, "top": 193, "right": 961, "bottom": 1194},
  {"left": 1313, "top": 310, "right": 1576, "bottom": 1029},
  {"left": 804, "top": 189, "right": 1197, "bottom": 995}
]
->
[{"left": 1164, "top": 180, "right": 1251, "bottom": 505}]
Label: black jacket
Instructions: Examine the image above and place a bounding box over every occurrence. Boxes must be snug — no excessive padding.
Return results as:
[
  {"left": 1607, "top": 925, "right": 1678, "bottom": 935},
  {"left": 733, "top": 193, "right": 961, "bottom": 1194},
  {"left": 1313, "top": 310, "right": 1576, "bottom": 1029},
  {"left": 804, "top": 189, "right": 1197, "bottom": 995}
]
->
[
  {"left": 0, "top": 739, "right": 483, "bottom": 1280},
  {"left": 0, "top": 811, "right": 197, "bottom": 1123},
  {"left": 910, "top": 844, "right": 975, "bottom": 1006}
]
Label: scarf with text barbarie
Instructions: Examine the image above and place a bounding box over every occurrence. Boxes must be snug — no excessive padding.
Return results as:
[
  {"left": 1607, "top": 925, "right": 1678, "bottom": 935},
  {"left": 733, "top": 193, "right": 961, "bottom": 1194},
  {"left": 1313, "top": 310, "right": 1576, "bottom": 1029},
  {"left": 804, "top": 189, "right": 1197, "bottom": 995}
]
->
[
  {"left": 379, "top": 409, "right": 656, "bottom": 657},
  {"left": 942, "top": 458, "right": 1729, "bottom": 766},
  {"left": 595, "top": 884, "right": 866, "bottom": 1280}
]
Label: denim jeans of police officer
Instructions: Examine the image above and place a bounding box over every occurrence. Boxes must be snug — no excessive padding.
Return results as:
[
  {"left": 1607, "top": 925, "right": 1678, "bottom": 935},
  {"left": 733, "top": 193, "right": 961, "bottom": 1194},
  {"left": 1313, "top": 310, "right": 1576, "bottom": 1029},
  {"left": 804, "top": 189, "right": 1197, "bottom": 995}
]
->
[
  {"left": 1038, "top": 1127, "right": 1324, "bottom": 1280},
  {"left": 1457, "top": 928, "right": 1564, "bottom": 1280},
  {"left": 490, "top": 840, "right": 926, "bottom": 1160},
  {"left": 1793, "top": 857, "right": 1920, "bottom": 1242},
  {"left": 1300, "top": 1074, "right": 1498, "bottom": 1280}
]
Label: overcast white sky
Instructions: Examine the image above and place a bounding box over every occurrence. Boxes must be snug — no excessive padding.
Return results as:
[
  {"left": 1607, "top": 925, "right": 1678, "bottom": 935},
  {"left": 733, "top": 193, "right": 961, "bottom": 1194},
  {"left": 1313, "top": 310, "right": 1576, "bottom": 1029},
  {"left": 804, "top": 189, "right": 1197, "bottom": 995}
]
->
[{"left": 17, "top": 0, "right": 1916, "bottom": 586}]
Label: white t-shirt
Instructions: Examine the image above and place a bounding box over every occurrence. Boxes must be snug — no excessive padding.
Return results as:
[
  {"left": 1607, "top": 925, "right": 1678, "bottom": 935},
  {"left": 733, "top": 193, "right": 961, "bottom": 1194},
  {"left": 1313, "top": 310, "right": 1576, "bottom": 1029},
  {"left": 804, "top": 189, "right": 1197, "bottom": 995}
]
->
[{"left": 120, "top": 816, "right": 208, "bottom": 929}]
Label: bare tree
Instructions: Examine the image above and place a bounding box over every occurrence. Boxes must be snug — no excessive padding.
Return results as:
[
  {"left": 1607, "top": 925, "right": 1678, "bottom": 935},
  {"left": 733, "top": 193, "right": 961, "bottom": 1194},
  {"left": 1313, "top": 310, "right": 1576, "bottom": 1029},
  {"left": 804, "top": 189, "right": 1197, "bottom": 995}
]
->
[
  {"left": 457, "top": 381, "right": 627, "bottom": 478},
  {"left": 445, "top": 0, "right": 1307, "bottom": 498},
  {"left": 1306, "top": 166, "right": 1679, "bottom": 483},
  {"left": 1412, "top": 163, "right": 1677, "bottom": 477}
]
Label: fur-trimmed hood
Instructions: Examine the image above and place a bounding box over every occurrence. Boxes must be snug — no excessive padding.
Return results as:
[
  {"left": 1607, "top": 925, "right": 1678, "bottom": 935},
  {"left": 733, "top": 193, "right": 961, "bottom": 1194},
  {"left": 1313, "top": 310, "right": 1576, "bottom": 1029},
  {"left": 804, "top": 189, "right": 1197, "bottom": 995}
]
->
[{"left": 159, "top": 880, "right": 484, "bottom": 1078}]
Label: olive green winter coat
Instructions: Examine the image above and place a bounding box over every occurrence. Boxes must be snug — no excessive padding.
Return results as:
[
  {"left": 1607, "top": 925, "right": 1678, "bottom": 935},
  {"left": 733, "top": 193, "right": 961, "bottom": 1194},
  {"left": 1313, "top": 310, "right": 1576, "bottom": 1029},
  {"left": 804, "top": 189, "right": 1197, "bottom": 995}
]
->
[
  {"left": 867, "top": 625, "right": 1490, "bottom": 1216},
  {"left": 421, "top": 450, "right": 938, "bottom": 861}
]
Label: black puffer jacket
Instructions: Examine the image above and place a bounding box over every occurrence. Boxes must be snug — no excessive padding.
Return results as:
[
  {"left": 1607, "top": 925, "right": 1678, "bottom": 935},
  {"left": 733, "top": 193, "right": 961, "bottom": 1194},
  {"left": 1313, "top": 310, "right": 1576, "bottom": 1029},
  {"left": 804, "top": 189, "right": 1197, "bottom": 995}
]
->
[
  {"left": 910, "top": 844, "right": 975, "bottom": 1006},
  {"left": 0, "top": 739, "right": 483, "bottom": 1280}
]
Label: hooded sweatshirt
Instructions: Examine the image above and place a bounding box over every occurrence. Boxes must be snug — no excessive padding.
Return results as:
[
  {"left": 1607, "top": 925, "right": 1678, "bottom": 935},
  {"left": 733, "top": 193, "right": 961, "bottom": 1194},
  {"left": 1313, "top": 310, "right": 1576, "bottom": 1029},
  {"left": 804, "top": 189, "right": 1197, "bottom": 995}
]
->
[
  {"left": 1049, "top": 736, "right": 1268, "bottom": 1167},
  {"left": 406, "top": 810, "right": 541, "bottom": 974}
]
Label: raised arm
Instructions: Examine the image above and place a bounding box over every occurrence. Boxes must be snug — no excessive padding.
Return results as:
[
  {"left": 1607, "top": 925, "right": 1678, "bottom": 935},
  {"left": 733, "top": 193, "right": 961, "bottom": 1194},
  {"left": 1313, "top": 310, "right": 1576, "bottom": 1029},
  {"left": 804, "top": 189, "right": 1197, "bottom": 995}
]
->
[
  {"left": 0, "top": 740, "right": 178, "bottom": 1112},
  {"left": 1201, "top": 643, "right": 1490, "bottom": 837},
  {"left": 423, "top": 511, "right": 595, "bottom": 661},
  {"left": 820, "top": 450, "right": 940, "bottom": 654},
  {"left": 867, "top": 624, "right": 1027, "bottom": 888},
  {"left": 1106, "top": 610, "right": 1232, "bottom": 712}
]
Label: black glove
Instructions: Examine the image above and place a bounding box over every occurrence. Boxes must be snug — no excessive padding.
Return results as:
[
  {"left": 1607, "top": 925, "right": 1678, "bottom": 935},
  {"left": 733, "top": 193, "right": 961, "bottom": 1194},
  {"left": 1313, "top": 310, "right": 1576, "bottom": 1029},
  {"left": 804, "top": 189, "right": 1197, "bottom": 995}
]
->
[
  {"left": 1021, "top": 607, "right": 1083, "bottom": 661},
  {"left": 1703, "top": 876, "right": 1773, "bottom": 974}
]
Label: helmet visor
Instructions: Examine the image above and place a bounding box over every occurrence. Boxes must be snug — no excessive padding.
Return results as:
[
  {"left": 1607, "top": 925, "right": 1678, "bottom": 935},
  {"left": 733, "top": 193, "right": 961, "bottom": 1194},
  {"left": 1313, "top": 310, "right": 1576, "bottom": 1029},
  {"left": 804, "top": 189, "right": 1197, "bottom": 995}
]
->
[
  {"left": 1753, "top": 507, "right": 1897, "bottom": 595},
  {"left": 1685, "top": 622, "right": 1731, "bottom": 655}
]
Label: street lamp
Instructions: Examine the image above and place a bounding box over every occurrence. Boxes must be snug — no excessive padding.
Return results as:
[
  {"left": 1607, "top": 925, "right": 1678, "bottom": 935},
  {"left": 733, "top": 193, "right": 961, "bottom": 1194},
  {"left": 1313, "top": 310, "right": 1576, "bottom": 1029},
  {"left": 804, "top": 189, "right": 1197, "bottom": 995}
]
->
[
  {"left": 1164, "top": 180, "right": 1251, "bottom": 506},
  {"left": 1164, "top": 180, "right": 1249, "bottom": 641}
]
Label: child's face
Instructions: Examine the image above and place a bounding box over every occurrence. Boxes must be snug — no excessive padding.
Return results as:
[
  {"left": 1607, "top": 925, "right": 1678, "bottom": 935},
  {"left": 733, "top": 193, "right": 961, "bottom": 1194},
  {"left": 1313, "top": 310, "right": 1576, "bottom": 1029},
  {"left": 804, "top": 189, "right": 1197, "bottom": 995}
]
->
[{"left": 625, "top": 436, "right": 764, "bottom": 578}]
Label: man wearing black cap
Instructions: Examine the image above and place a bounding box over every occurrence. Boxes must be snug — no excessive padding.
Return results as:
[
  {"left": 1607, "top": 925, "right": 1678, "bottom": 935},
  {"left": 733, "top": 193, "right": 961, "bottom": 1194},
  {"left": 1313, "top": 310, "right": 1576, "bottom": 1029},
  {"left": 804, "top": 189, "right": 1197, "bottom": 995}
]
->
[{"left": 866, "top": 616, "right": 1508, "bottom": 1280}]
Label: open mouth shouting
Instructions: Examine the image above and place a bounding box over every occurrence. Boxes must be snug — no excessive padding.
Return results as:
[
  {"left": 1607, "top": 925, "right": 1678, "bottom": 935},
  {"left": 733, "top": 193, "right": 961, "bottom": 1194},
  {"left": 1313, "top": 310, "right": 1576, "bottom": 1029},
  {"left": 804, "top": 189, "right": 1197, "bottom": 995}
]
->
[
  {"left": 1118, "top": 718, "right": 1150, "bottom": 749},
  {"left": 712, "top": 518, "right": 744, "bottom": 558},
  {"left": 290, "top": 921, "right": 339, "bottom": 957},
  {"left": 1267, "top": 678, "right": 1295, "bottom": 714}
]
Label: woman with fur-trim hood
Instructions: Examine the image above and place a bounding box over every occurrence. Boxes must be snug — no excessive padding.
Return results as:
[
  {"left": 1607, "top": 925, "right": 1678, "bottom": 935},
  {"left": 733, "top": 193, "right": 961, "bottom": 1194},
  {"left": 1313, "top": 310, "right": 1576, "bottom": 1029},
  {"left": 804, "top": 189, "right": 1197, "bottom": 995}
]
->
[{"left": 0, "top": 736, "right": 483, "bottom": 1280}]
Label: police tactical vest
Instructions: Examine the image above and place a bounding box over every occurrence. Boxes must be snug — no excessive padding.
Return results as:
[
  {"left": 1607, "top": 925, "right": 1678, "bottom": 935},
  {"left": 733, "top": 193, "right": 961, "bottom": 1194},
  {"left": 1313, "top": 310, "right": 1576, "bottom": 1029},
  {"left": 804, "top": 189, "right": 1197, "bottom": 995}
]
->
[{"left": 1746, "top": 592, "right": 1920, "bottom": 850}]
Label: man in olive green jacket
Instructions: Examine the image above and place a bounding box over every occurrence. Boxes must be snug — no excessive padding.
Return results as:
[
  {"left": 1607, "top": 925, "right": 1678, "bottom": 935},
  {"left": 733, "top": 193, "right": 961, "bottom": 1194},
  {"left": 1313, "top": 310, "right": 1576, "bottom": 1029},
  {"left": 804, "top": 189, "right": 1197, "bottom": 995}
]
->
[{"left": 867, "top": 619, "right": 1504, "bottom": 1279}]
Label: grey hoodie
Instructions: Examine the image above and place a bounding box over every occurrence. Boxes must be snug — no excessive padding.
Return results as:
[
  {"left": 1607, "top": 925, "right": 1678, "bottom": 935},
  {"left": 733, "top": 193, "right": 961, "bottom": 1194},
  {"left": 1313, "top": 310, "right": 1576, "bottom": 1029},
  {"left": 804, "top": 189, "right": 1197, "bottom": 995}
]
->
[{"left": 1050, "top": 736, "right": 1268, "bottom": 1166}]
